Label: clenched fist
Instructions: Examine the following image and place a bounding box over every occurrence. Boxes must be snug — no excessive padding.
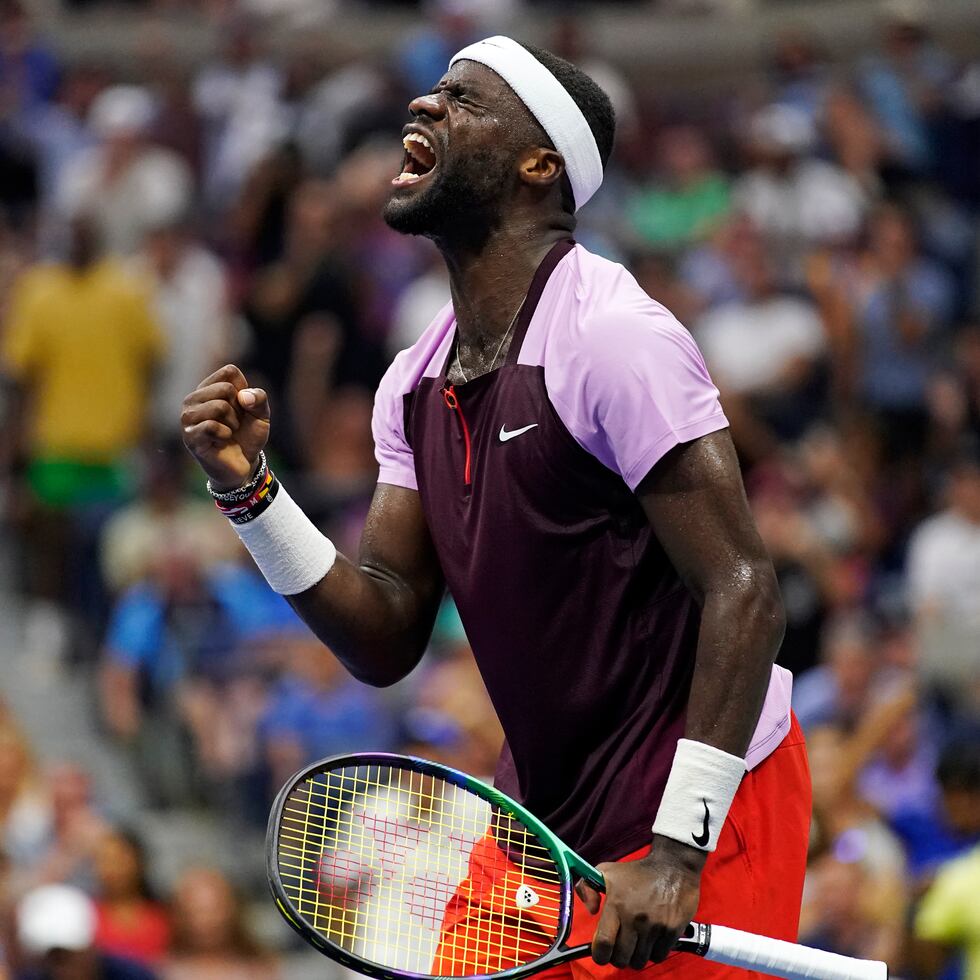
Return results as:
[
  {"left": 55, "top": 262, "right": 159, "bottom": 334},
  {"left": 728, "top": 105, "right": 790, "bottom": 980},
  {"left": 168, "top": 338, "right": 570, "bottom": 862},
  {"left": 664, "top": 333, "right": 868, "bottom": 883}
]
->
[{"left": 181, "top": 365, "right": 271, "bottom": 492}]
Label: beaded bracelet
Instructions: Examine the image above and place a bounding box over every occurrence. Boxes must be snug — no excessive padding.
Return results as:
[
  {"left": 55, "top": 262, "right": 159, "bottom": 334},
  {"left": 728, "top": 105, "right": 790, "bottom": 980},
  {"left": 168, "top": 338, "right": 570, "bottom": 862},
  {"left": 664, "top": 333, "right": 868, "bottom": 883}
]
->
[
  {"left": 207, "top": 451, "right": 268, "bottom": 504},
  {"left": 213, "top": 466, "right": 280, "bottom": 525}
]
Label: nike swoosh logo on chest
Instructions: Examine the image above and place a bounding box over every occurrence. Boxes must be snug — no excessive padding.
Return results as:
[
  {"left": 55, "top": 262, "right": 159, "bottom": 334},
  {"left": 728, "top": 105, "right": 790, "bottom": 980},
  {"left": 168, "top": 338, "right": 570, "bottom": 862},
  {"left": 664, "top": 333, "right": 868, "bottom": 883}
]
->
[{"left": 498, "top": 423, "right": 539, "bottom": 442}]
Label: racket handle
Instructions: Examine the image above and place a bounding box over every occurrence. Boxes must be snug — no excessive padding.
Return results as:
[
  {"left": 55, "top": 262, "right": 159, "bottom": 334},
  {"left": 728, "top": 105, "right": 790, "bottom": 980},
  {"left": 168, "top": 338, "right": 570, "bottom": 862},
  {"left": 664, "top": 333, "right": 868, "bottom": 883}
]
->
[{"left": 685, "top": 923, "right": 888, "bottom": 980}]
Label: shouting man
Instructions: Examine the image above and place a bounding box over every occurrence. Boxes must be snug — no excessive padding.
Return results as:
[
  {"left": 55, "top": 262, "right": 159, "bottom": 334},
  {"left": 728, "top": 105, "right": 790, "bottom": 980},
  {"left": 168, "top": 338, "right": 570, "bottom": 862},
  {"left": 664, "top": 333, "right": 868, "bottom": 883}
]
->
[{"left": 182, "top": 37, "right": 810, "bottom": 979}]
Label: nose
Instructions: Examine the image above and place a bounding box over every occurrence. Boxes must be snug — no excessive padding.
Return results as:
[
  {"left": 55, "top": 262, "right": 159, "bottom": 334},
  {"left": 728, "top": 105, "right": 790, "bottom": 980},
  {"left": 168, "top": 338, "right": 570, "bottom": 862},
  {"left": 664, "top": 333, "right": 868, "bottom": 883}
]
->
[{"left": 408, "top": 92, "right": 446, "bottom": 121}]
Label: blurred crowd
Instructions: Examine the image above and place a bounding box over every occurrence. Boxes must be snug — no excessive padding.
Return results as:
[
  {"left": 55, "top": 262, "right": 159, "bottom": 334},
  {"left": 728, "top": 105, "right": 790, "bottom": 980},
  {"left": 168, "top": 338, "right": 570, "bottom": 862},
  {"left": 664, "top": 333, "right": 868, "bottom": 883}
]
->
[{"left": 0, "top": 0, "right": 977, "bottom": 976}]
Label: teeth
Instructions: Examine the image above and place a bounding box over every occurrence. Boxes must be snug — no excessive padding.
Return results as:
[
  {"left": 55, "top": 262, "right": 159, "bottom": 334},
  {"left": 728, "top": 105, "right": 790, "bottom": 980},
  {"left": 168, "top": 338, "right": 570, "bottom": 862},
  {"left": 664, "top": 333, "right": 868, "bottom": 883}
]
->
[
  {"left": 396, "top": 172, "right": 421, "bottom": 183},
  {"left": 403, "top": 133, "right": 432, "bottom": 151}
]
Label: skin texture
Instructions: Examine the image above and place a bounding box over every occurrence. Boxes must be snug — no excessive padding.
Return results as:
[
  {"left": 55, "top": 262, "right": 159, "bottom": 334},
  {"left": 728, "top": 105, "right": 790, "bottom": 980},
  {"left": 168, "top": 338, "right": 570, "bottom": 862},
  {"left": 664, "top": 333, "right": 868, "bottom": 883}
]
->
[
  {"left": 181, "top": 58, "right": 784, "bottom": 971},
  {"left": 577, "top": 432, "right": 784, "bottom": 967}
]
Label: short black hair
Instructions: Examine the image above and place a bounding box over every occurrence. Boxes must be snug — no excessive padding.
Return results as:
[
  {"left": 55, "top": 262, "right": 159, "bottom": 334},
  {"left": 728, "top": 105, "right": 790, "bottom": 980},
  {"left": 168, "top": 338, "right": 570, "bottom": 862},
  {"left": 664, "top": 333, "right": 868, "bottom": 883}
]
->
[
  {"left": 518, "top": 42, "right": 616, "bottom": 211},
  {"left": 937, "top": 739, "right": 980, "bottom": 793}
]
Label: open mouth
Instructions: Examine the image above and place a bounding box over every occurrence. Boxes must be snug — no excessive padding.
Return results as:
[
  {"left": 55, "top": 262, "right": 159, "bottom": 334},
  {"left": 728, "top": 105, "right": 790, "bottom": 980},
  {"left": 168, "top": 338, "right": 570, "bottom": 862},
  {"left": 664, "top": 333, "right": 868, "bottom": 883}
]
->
[{"left": 392, "top": 132, "right": 437, "bottom": 187}]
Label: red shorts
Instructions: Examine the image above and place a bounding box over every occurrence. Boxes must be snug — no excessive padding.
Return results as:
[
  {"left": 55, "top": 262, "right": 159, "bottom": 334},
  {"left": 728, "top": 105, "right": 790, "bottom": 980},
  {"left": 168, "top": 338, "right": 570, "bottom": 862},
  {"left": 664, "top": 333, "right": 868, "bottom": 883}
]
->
[{"left": 434, "top": 715, "right": 810, "bottom": 979}]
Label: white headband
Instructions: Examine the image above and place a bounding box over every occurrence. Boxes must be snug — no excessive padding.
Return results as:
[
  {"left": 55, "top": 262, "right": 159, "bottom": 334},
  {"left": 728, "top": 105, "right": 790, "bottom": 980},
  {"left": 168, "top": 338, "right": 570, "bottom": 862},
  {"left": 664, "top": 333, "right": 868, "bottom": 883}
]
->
[{"left": 449, "top": 36, "right": 604, "bottom": 211}]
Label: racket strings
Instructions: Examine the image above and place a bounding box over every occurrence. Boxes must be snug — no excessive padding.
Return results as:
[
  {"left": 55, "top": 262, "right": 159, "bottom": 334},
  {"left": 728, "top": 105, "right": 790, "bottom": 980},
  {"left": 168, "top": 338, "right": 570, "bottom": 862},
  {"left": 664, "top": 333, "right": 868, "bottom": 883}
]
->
[{"left": 276, "top": 764, "right": 565, "bottom": 977}]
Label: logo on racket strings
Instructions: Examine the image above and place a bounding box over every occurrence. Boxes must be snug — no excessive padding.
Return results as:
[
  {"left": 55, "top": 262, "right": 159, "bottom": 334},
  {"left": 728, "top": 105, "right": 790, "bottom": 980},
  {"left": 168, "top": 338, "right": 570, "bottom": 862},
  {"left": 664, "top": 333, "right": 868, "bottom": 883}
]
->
[{"left": 514, "top": 884, "right": 540, "bottom": 909}]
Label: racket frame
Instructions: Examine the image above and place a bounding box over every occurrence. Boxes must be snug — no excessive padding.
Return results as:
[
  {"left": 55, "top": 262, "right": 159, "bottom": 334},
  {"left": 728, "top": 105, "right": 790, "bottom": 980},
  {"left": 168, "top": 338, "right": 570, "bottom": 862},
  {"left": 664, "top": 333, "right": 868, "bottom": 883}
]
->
[
  {"left": 267, "top": 751, "right": 605, "bottom": 980},
  {"left": 270, "top": 752, "right": 888, "bottom": 980}
]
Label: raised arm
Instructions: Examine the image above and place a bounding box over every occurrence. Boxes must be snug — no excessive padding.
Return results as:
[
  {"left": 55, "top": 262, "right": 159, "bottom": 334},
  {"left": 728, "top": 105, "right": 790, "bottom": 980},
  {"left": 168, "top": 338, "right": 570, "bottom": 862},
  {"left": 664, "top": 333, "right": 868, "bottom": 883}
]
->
[{"left": 181, "top": 365, "right": 444, "bottom": 687}]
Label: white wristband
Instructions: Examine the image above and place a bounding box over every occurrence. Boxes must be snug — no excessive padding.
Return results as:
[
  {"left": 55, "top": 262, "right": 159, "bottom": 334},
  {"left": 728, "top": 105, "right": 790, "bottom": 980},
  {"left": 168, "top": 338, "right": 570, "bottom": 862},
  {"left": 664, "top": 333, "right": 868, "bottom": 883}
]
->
[
  {"left": 652, "top": 739, "right": 746, "bottom": 852},
  {"left": 232, "top": 481, "right": 337, "bottom": 595}
]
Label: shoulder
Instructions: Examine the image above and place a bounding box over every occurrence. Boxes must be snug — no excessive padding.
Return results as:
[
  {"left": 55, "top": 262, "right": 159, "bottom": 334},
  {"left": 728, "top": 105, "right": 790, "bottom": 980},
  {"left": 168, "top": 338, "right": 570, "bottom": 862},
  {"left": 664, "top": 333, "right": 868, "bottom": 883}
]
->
[
  {"left": 377, "top": 300, "right": 455, "bottom": 401},
  {"left": 372, "top": 303, "right": 452, "bottom": 487},
  {"left": 98, "top": 259, "right": 152, "bottom": 297},
  {"left": 921, "top": 845, "right": 980, "bottom": 911},
  {"left": 532, "top": 246, "right": 726, "bottom": 488},
  {"left": 535, "top": 244, "right": 717, "bottom": 404},
  {"left": 11, "top": 263, "right": 64, "bottom": 302},
  {"left": 541, "top": 245, "right": 698, "bottom": 364}
]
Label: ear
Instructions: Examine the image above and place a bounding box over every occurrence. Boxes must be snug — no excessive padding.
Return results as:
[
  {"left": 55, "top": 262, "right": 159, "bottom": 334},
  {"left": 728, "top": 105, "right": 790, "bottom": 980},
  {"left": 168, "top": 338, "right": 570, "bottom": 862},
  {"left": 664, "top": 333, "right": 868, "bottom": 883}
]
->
[{"left": 518, "top": 147, "right": 564, "bottom": 192}]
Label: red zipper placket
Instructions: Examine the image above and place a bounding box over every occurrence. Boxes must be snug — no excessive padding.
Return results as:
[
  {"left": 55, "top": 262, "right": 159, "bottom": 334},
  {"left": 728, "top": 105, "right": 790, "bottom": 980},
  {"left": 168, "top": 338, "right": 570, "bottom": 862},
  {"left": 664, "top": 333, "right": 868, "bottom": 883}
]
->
[{"left": 442, "top": 385, "right": 472, "bottom": 486}]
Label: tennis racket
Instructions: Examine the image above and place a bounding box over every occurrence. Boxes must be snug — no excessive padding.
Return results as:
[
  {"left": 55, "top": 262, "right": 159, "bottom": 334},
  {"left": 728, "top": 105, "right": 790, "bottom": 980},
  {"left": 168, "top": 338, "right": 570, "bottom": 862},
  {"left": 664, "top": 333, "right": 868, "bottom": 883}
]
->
[{"left": 268, "top": 752, "right": 887, "bottom": 980}]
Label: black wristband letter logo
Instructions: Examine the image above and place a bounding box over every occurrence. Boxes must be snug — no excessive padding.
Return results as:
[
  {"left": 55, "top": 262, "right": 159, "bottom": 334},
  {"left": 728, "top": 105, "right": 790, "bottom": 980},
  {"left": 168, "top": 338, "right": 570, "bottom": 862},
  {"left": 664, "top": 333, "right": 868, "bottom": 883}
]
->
[{"left": 692, "top": 799, "right": 710, "bottom": 848}]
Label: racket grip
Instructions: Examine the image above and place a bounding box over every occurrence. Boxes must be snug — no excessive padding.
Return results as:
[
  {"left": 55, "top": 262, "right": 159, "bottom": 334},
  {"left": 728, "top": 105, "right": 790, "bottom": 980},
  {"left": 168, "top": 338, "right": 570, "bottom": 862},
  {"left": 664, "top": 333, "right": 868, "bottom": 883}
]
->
[{"left": 703, "top": 925, "right": 888, "bottom": 980}]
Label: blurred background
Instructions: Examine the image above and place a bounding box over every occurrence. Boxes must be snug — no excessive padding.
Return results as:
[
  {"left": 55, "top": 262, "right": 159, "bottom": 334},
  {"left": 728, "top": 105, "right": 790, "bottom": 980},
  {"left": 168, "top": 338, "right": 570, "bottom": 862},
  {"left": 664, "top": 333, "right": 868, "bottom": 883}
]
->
[{"left": 0, "top": 0, "right": 978, "bottom": 977}]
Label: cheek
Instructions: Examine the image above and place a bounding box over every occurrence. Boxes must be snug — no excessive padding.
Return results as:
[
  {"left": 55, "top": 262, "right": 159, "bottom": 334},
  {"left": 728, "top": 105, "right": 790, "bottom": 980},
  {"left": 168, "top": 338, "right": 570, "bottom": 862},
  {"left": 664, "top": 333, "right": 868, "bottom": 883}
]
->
[{"left": 457, "top": 145, "right": 516, "bottom": 194}]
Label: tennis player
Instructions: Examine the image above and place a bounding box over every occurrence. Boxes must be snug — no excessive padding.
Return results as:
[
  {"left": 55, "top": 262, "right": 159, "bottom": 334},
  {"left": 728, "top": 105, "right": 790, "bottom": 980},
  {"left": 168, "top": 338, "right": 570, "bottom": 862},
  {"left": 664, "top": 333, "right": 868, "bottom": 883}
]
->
[{"left": 182, "top": 37, "right": 810, "bottom": 978}]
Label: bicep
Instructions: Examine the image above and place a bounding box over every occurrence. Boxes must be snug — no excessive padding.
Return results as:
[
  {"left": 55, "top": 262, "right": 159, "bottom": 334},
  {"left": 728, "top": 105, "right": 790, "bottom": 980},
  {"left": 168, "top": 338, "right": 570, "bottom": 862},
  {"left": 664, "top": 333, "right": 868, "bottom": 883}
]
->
[{"left": 636, "top": 430, "right": 772, "bottom": 601}]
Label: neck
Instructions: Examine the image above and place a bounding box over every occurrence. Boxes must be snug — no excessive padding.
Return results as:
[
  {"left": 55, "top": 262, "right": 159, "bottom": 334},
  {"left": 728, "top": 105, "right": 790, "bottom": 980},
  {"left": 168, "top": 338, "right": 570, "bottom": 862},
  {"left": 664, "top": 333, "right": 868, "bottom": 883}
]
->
[{"left": 439, "top": 215, "right": 571, "bottom": 346}]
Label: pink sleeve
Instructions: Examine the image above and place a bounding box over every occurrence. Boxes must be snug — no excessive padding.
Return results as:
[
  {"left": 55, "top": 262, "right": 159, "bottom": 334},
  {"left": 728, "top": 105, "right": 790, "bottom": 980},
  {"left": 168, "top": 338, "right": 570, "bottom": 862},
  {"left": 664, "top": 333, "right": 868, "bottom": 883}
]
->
[
  {"left": 372, "top": 353, "right": 418, "bottom": 491},
  {"left": 549, "top": 307, "right": 729, "bottom": 491},
  {"left": 745, "top": 664, "right": 793, "bottom": 769}
]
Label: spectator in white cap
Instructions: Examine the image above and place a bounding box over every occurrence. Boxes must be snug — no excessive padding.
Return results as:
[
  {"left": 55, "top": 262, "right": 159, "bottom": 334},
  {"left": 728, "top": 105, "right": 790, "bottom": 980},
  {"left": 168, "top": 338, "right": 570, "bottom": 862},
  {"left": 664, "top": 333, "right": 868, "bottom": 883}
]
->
[
  {"left": 56, "top": 85, "right": 192, "bottom": 256},
  {"left": 17, "top": 883, "right": 156, "bottom": 980},
  {"left": 732, "top": 102, "right": 868, "bottom": 264}
]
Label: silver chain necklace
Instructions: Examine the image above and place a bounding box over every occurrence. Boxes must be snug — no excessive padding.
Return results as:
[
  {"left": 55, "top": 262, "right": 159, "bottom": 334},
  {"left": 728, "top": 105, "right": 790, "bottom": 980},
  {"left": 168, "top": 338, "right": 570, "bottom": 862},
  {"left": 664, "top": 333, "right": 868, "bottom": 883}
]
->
[{"left": 453, "top": 296, "right": 525, "bottom": 384}]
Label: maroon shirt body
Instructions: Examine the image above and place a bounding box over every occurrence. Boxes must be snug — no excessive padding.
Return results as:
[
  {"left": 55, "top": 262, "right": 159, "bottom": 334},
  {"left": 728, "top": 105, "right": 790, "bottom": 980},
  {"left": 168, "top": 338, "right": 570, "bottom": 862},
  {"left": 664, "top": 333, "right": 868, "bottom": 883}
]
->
[{"left": 373, "top": 241, "right": 791, "bottom": 863}]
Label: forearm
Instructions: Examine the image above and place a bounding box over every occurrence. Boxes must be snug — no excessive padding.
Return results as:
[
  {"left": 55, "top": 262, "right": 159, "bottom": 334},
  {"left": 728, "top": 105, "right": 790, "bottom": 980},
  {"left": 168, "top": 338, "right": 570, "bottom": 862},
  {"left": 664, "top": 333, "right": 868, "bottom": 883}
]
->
[
  {"left": 100, "top": 662, "right": 142, "bottom": 739},
  {"left": 649, "top": 559, "right": 783, "bottom": 863},
  {"left": 228, "top": 477, "right": 443, "bottom": 687},
  {"left": 287, "top": 552, "right": 439, "bottom": 687},
  {"left": 684, "top": 558, "right": 785, "bottom": 755}
]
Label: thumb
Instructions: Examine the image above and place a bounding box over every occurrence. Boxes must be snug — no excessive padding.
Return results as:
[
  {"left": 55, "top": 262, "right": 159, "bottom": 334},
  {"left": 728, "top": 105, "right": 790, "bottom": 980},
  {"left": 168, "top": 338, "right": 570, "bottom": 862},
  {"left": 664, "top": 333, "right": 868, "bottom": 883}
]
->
[
  {"left": 575, "top": 879, "right": 602, "bottom": 916},
  {"left": 237, "top": 387, "right": 270, "bottom": 422}
]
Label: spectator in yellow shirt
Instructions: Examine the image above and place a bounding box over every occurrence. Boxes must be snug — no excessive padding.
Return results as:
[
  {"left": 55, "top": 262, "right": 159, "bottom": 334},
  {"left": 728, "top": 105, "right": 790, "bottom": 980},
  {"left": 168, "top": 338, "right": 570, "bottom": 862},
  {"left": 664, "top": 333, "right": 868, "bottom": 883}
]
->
[
  {"left": 912, "top": 740, "right": 980, "bottom": 979},
  {"left": 1, "top": 215, "right": 164, "bottom": 609}
]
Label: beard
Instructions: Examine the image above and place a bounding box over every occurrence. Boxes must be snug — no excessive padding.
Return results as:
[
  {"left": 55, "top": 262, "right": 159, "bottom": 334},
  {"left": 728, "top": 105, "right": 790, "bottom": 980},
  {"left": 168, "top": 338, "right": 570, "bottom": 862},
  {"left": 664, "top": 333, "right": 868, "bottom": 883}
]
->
[{"left": 382, "top": 148, "right": 511, "bottom": 250}]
